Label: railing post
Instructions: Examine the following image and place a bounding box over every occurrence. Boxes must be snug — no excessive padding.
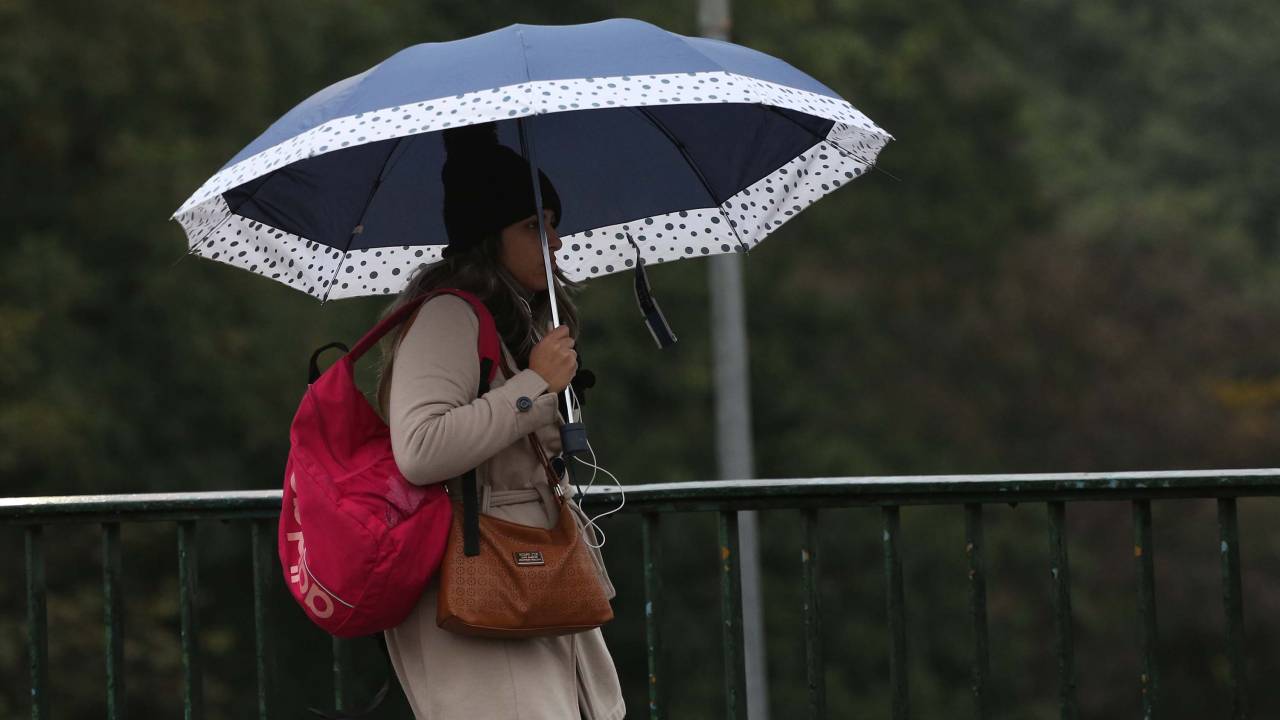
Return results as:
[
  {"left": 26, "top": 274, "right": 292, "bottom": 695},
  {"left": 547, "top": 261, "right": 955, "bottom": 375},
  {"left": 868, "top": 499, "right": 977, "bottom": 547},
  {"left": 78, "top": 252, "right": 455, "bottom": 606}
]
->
[
  {"left": 251, "top": 519, "right": 276, "bottom": 720},
  {"left": 1218, "top": 497, "right": 1249, "bottom": 712},
  {"left": 964, "top": 504, "right": 989, "bottom": 720},
  {"left": 642, "top": 513, "right": 665, "bottom": 720},
  {"left": 178, "top": 520, "right": 204, "bottom": 720},
  {"left": 26, "top": 525, "right": 49, "bottom": 720},
  {"left": 718, "top": 510, "right": 745, "bottom": 720},
  {"left": 1133, "top": 500, "right": 1160, "bottom": 719},
  {"left": 333, "top": 637, "right": 355, "bottom": 710},
  {"left": 103, "top": 522, "right": 125, "bottom": 720},
  {"left": 882, "top": 505, "right": 909, "bottom": 720},
  {"left": 1047, "top": 502, "right": 1077, "bottom": 720},
  {"left": 801, "top": 509, "right": 825, "bottom": 719},
  {"left": 1217, "top": 498, "right": 1248, "bottom": 720}
]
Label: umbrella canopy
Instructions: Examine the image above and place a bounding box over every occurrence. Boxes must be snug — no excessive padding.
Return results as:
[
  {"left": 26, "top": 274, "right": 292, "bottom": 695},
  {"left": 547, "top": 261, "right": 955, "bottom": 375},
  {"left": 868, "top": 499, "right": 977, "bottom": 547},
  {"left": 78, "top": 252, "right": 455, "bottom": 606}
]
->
[{"left": 173, "top": 18, "right": 891, "bottom": 300}]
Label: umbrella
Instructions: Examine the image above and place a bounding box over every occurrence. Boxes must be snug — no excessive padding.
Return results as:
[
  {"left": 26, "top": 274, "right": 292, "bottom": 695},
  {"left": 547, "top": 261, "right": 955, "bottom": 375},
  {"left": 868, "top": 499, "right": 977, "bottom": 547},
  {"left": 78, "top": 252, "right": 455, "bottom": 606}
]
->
[
  {"left": 171, "top": 17, "right": 891, "bottom": 445},
  {"left": 172, "top": 17, "right": 890, "bottom": 300}
]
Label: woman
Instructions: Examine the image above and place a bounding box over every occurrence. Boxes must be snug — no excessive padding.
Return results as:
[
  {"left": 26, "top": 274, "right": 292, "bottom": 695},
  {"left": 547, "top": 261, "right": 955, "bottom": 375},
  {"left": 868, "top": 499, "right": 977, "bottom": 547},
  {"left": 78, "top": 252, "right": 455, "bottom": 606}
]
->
[{"left": 376, "top": 123, "right": 625, "bottom": 720}]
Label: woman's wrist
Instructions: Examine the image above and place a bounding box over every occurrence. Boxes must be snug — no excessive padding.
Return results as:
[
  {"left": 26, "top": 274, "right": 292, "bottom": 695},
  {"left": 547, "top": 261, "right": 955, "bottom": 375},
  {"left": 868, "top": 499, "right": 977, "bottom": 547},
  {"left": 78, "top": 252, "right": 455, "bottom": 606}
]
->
[{"left": 506, "top": 367, "right": 551, "bottom": 398}]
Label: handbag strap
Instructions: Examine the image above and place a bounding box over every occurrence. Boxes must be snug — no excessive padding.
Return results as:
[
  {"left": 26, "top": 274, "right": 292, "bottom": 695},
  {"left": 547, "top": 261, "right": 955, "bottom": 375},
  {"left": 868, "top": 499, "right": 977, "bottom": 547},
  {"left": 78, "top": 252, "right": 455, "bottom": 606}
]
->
[{"left": 526, "top": 434, "right": 564, "bottom": 501}]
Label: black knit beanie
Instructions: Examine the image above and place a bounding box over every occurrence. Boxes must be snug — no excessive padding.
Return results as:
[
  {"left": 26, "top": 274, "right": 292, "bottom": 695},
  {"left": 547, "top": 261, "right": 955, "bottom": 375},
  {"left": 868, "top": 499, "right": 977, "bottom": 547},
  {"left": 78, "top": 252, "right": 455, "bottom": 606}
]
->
[{"left": 440, "top": 122, "right": 563, "bottom": 255}]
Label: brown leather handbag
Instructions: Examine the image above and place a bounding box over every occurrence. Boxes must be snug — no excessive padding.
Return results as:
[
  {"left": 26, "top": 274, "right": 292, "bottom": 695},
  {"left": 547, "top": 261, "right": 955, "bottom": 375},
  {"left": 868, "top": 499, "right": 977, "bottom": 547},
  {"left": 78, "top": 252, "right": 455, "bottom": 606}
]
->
[{"left": 436, "top": 434, "right": 614, "bottom": 639}]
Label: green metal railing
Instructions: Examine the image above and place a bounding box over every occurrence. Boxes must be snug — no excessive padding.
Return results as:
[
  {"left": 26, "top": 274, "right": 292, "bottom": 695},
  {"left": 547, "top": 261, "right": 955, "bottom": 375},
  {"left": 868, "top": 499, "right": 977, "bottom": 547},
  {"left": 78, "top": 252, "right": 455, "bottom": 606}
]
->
[{"left": 5, "top": 469, "right": 1278, "bottom": 719}]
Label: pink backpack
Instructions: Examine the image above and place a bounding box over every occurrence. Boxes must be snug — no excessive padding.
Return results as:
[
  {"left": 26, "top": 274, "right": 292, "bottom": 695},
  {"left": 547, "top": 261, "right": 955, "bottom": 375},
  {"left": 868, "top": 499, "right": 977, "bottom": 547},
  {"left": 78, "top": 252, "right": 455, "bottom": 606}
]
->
[{"left": 279, "top": 289, "right": 501, "bottom": 637}]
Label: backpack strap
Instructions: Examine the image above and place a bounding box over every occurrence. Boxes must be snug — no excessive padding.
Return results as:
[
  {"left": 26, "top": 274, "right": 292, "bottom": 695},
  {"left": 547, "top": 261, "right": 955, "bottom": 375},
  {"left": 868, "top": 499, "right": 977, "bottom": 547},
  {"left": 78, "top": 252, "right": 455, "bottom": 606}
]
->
[
  {"left": 340, "top": 288, "right": 500, "bottom": 557},
  {"left": 418, "top": 290, "right": 501, "bottom": 558},
  {"left": 346, "top": 288, "right": 500, "bottom": 375}
]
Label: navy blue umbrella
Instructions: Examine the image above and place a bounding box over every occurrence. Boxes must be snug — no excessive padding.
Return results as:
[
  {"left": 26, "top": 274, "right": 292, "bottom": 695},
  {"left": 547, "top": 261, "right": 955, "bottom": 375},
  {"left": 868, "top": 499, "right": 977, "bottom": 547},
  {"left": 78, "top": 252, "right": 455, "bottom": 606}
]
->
[{"left": 172, "top": 18, "right": 890, "bottom": 302}]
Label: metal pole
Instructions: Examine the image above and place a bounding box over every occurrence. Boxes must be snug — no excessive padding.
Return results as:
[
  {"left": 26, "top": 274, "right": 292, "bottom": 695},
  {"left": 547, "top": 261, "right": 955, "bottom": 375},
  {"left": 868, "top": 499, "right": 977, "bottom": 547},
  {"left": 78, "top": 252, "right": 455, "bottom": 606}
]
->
[
  {"left": 516, "top": 115, "right": 575, "bottom": 423},
  {"left": 700, "top": 1, "right": 769, "bottom": 718}
]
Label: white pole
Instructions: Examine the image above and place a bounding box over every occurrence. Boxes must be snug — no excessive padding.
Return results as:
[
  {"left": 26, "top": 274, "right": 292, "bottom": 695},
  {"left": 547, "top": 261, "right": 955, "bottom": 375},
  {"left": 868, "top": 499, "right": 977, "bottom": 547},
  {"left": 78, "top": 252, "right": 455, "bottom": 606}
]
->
[{"left": 700, "top": 1, "right": 770, "bottom": 718}]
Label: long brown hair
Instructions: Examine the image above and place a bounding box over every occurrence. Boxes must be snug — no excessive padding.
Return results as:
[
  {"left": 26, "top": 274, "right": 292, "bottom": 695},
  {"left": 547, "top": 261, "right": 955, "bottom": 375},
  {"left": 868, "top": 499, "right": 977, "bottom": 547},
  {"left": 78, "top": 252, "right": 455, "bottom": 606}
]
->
[{"left": 375, "top": 232, "right": 579, "bottom": 414}]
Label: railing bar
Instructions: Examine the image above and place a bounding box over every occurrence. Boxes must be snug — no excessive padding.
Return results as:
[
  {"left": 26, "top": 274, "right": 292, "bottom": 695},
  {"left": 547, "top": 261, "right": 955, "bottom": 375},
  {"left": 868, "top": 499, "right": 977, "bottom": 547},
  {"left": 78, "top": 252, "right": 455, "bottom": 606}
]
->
[
  {"left": 642, "top": 513, "right": 665, "bottom": 720},
  {"left": 1047, "top": 501, "right": 1078, "bottom": 720},
  {"left": 1217, "top": 498, "right": 1248, "bottom": 720},
  {"left": 964, "top": 504, "right": 989, "bottom": 720},
  {"left": 178, "top": 520, "right": 204, "bottom": 720},
  {"left": 1133, "top": 500, "right": 1160, "bottom": 719},
  {"left": 26, "top": 525, "right": 49, "bottom": 720},
  {"left": 251, "top": 520, "right": 275, "bottom": 720},
  {"left": 882, "top": 505, "right": 909, "bottom": 720},
  {"left": 718, "top": 510, "right": 745, "bottom": 720},
  {"left": 801, "top": 509, "right": 825, "bottom": 720},
  {"left": 9, "top": 470, "right": 1280, "bottom": 523},
  {"left": 103, "top": 522, "right": 125, "bottom": 720},
  {"left": 333, "top": 637, "right": 354, "bottom": 710}
]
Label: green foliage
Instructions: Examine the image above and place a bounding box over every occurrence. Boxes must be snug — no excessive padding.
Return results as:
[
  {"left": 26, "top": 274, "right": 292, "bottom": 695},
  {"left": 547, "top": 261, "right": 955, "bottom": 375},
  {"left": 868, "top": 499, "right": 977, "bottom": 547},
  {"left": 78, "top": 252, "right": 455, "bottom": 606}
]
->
[{"left": 3, "top": 0, "right": 1280, "bottom": 717}]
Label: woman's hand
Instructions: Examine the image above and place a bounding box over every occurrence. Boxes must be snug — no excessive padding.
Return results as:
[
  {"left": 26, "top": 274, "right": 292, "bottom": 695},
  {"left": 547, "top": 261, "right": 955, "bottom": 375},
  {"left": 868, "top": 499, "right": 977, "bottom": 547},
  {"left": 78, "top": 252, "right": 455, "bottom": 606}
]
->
[{"left": 529, "top": 325, "right": 577, "bottom": 393}]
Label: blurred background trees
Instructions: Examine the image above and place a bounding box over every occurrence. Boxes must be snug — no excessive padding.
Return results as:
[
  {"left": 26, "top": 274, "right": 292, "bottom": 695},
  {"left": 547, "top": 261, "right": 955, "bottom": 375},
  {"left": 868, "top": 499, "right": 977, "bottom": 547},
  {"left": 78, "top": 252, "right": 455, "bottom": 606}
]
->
[{"left": 3, "top": 0, "right": 1279, "bottom": 717}]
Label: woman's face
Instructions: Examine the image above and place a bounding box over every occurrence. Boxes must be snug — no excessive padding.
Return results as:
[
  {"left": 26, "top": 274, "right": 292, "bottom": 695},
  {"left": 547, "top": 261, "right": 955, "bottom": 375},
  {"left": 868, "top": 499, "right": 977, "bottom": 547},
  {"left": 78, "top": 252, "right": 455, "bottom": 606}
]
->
[{"left": 499, "top": 209, "right": 561, "bottom": 293}]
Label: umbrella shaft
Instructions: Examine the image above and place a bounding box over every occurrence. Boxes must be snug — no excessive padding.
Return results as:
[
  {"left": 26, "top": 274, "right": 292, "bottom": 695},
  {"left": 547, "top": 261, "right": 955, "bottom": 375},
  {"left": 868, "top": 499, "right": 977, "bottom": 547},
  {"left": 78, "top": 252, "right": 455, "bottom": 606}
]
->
[{"left": 517, "top": 116, "right": 574, "bottom": 423}]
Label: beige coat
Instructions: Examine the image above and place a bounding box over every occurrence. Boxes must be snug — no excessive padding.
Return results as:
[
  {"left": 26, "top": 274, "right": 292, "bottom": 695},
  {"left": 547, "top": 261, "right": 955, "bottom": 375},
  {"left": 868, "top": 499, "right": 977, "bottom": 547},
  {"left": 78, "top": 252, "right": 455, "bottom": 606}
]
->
[{"left": 384, "top": 294, "right": 625, "bottom": 720}]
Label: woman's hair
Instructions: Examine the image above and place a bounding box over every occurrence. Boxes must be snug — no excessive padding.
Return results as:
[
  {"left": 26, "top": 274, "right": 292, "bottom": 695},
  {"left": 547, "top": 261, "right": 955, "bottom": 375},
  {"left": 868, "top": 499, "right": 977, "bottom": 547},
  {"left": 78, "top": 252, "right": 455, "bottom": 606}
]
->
[{"left": 375, "top": 231, "right": 579, "bottom": 414}]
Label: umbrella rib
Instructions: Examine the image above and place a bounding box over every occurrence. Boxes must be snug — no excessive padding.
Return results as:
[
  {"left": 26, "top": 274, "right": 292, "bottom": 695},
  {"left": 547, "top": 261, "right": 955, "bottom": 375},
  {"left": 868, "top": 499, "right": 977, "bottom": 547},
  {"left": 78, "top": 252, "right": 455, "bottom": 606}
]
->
[
  {"left": 762, "top": 106, "right": 896, "bottom": 181},
  {"left": 172, "top": 209, "right": 237, "bottom": 269},
  {"left": 319, "top": 135, "right": 414, "bottom": 303},
  {"left": 629, "top": 106, "right": 752, "bottom": 254},
  {"left": 665, "top": 32, "right": 893, "bottom": 171},
  {"left": 177, "top": 138, "right": 352, "bottom": 272},
  {"left": 179, "top": 164, "right": 295, "bottom": 261}
]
